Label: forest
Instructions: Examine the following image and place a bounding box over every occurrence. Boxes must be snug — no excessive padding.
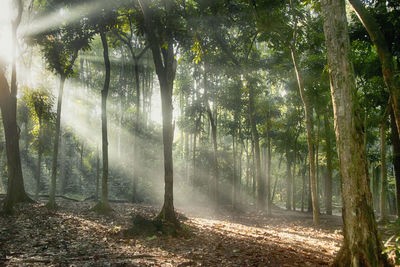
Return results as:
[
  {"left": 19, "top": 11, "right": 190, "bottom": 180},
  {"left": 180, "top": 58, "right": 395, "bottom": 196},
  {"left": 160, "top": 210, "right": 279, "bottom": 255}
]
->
[{"left": 0, "top": 0, "right": 399, "bottom": 266}]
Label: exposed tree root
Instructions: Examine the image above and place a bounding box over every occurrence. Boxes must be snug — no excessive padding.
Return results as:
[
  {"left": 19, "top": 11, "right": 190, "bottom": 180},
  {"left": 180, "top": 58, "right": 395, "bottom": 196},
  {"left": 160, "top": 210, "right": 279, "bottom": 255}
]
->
[
  {"left": 91, "top": 202, "right": 113, "bottom": 215},
  {"left": 1, "top": 193, "right": 35, "bottom": 215},
  {"left": 124, "top": 214, "right": 188, "bottom": 238}
]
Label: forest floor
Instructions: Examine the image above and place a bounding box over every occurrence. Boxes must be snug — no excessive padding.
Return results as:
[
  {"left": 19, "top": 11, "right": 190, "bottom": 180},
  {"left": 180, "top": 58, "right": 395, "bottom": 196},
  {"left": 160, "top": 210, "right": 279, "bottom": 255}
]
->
[{"left": 0, "top": 197, "right": 345, "bottom": 266}]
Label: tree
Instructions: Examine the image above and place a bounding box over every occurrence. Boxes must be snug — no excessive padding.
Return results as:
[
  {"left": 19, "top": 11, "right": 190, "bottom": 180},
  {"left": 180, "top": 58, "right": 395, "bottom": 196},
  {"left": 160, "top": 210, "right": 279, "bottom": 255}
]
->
[
  {"left": 89, "top": 5, "right": 119, "bottom": 214},
  {"left": 21, "top": 88, "right": 55, "bottom": 200},
  {"left": 28, "top": 0, "right": 93, "bottom": 208},
  {"left": 321, "top": 0, "right": 391, "bottom": 265},
  {"left": 137, "top": 0, "right": 179, "bottom": 225},
  {"left": 1, "top": 0, "right": 32, "bottom": 214},
  {"left": 349, "top": 0, "right": 400, "bottom": 142}
]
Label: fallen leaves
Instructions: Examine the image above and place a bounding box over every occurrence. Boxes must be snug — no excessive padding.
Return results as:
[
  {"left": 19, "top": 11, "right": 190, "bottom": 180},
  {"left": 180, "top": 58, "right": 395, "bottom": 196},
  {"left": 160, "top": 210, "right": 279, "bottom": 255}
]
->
[{"left": 0, "top": 198, "right": 343, "bottom": 266}]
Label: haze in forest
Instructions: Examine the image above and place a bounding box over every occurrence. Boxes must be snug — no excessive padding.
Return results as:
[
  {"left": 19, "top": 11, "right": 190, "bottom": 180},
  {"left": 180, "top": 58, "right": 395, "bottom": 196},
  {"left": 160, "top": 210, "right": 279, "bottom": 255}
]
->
[{"left": 0, "top": 0, "right": 399, "bottom": 266}]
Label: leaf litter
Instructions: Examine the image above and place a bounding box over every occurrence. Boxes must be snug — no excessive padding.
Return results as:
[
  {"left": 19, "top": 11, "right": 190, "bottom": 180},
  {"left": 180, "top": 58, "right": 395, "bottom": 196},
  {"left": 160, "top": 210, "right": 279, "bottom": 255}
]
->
[{"left": 0, "top": 198, "right": 343, "bottom": 266}]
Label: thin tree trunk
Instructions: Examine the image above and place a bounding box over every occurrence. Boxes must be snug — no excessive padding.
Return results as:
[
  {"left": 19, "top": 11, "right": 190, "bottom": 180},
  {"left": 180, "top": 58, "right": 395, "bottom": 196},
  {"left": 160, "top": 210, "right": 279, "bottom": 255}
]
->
[
  {"left": 233, "top": 133, "right": 237, "bottom": 210},
  {"left": 48, "top": 75, "right": 66, "bottom": 209},
  {"left": 286, "top": 146, "right": 292, "bottom": 210},
  {"left": 248, "top": 85, "right": 264, "bottom": 209},
  {"left": 290, "top": 46, "right": 319, "bottom": 224},
  {"left": 301, "top": 158, "right": 306, "bottom": 212},
  {"left": 380, "top": 121, "right": 388, "bottom": 222},
  {"left": 93, "top": 30, "right": 112, "bottom": 214},
  {"left": 390, "top": 108, "right": 400, "bottom": 217},
  {"left": 184, "top": 132, "right": 189, "bottom": 184},
  {"left": 35, "top": 118, "right": 42, "bottom": 201},
  {"left": 316, "top": 114, "right": 320, "bottom": 208},
  {"left": 266, "top": 110, "right": 272, "bottom": 215},
  {"left": 96, "top": 146, "right": 100, "bottom": 202},
  {"left": 292, "top": 138, "right": 297, "bottom": 211},
  {"left": 324, "top": 109, "right": 333, "bottom": 215},
  {"left": 204, "top": 66, "right": 219, "bottom": 206},
  {"left": 321, "top": 1, "right": 390, "bottom": 264}
]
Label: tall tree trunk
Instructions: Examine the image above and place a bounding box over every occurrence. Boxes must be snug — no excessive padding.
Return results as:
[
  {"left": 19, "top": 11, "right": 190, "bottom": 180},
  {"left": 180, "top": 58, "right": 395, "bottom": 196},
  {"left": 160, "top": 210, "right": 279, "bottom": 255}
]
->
[
  {"left": 184, "top": 132, "right": 189, "bottom": 184},
  {"left": 380, "top": 121, "right": 388, "bottom": 222},
  {"left": 93, "top": 30, "right": 112, "bottom": 214},
  {"left": 139, "top": 0, "right": 178, "bottom": 225},
  {"left": 286, "top": 146, "right": 292, "bottom": 210},
  {"left": 35, "top": 119, "right": 42, "bottom": 201},
  {"left": 292, "top": 138, "right": 297, "bottom": 211},
  {"left": 233, "top": 133, "right": 237, "bottom": 210},
  {"left": 248, "top": 85, "right": 264, "bottom": 210},
  {"left": 132, "top": 56, "right": 140, "bottom": 203},
  {"left": 48, "top": 74, "right": 66, "bottom": 209},
  {"left": 96, "top": 146, "right": 100, "bottom": 202},
  {"left": 204, "top": 66, "right": 219, "bottom": 206},
  {"left": 321, "top": 1, "right": 390, "bottom": 265},
  {"left": 316, "top": 115, "right": 320, "bottom": 206},
  {"left": 266, "top": 110, "right": 272, "bottom": 215},
  {"left": 324, "top": 109, "right": 333, "bottom": 215},
  {"left": 301, "top": 158, "right": 306, "bottom": 212},
  {"left": 390, "top": 108, "right": 400, "bottom": 217},
  {"left": 290, "top": 46, "right": 319, "bottom": 224},
  {"left": 0, "top": 71, "right": 31, "bottom": 213},
  {"left": 349, "top": 0, "right": 400, "bottom": 140},
  {"left": 192, "top": 124, "right": 198, "bottom": 186},
  {"left": 1, "top": 0, "right": 31, "bottom": 213}
]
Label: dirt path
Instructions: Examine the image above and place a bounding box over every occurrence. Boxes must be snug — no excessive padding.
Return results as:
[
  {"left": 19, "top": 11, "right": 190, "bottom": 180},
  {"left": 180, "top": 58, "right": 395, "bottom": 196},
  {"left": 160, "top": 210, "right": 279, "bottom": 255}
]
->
[{"left": 0, "top": 199, "right": 343, "bottom": 266}]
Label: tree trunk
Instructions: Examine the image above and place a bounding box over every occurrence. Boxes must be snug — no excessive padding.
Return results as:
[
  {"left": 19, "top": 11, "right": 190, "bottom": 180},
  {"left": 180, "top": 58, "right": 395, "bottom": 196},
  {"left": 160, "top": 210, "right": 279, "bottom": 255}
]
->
[
  {"left": 48, "top": 75, "right": 66, "bottom": 209},
  {"left": 286, "top": 146, "right": 292, "bottom": 211},
  {"left": 233, "top": 133, "right": 237, "bottom": 210},
  {"left": 292, "top": 138, "right": 297, "bottom": 211},
  {"left": 96, "top": 146, "right": 100, "bottom": 202},
  {"left": 316, "top": 115, "right": 320, "bottom": 208},
  {"left": 380, "top": 121, "right": 388, "bottom": 222},
  {"left": 390, "top": 108, "right": 400, "bottom": 217},
  {"left": 185, "top": 132, "right": 189, "bottom": 183},
  {"left": 324, "top": 109, "right": 333, "bottom": 215},
  {"left": 0, "top": 70, "right": 31, "bottom": 213},
  {"left": 248, "top": 85, "right": 264, "bottom": 210},
  {"left": 204, "top": 66, "right": 219, "bottom": 206},
  {"left": 321, "top": 1, "right": 390, "bottom": 265},
  {"left": 1, "top": 0, "right": 31, "bottom": 213},
  {"left": 301, "top": 158, "right": 306, "bottom": 212},
  {"left": 93, "top": 30, "right": 112, "bottom": 214},
  {"left": 139, "top": 0, "right": 178, "bottom": 225},
  {"left": 35, "top": 118, "right": 42, "bottom": 201},
  {"left": 290, "top": 46, "right": 319, "bottom": 225},
  {"left": 132, "top": 56, "right": 140, "bottom": 203},
  {"left": 266, "top": 110, "right": 272, "bottom": 215},
  {"left": 349, "top": 0, "right": 400, "bottom": 141}
]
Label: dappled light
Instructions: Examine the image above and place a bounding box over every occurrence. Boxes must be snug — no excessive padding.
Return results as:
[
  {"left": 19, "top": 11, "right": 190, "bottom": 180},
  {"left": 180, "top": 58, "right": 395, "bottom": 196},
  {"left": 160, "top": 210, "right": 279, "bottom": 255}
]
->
[{"left": 0, "top": 0, "right": 399, "bottom": 266}]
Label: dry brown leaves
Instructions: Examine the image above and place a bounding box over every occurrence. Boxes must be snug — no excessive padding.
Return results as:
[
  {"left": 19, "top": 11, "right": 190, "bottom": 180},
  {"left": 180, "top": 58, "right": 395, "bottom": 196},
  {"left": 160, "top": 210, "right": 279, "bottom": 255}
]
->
[{"left": 0, "top": 199, "right": 343, "bottom": 266}]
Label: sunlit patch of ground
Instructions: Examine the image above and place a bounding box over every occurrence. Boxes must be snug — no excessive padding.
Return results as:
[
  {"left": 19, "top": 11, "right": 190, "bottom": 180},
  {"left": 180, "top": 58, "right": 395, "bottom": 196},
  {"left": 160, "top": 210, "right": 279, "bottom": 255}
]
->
[{"left": 0, "top": 198, "right": 343, "bottom": 266}]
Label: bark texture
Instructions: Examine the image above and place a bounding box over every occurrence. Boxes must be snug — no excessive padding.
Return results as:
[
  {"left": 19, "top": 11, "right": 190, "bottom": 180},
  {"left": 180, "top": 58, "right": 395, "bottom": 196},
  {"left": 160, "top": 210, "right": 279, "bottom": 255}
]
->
[
  {"left": 139, "top": 0, "right": 178, "bottom": 226},
  {"left": 92, "top": 29, "right": 112, "bottom": 214},
  {"left": 290, "top": 46, "right": 319, "bottom": 224},
  {"left": 390, "top": 108, "right": 400, "bottom": 217},
  {"left": 248, "top": 85, "right": 264, "bottom": 210},
  {"left": 48, "top": 75, "right": 66, "bottom": 209},
  {"left": 324, "top": 110, "right": 333, "bottom": 215},
  {"left": 321, "top": 0, "right": 391, "bottom": 265}
]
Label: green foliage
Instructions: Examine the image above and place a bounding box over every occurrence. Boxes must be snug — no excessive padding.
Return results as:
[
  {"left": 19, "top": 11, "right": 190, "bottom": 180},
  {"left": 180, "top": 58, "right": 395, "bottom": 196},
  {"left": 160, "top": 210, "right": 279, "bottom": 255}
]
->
[{"left": 20, "top": 86, "right": 55, "bottom": 154}]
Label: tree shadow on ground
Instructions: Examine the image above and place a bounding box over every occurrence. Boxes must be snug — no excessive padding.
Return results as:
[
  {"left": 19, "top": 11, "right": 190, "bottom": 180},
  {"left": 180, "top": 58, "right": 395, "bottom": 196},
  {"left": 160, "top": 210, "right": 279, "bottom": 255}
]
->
[{"left": 0, "top": 198, "right": 342, "bottom": 266}]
